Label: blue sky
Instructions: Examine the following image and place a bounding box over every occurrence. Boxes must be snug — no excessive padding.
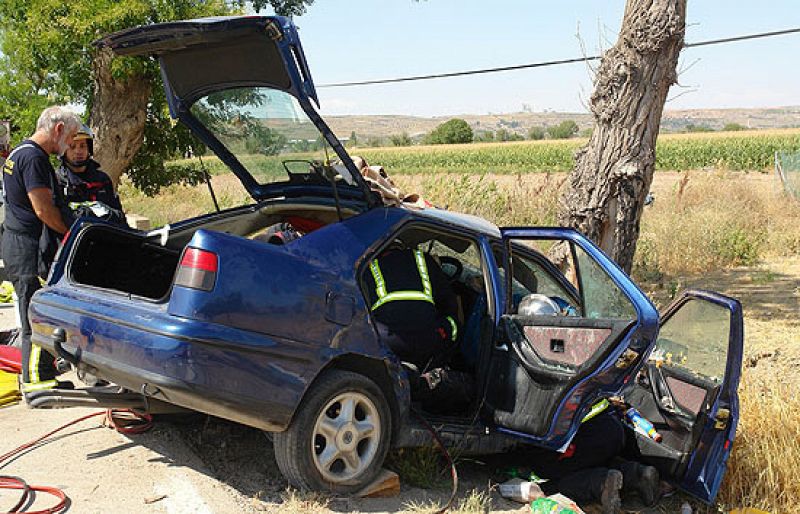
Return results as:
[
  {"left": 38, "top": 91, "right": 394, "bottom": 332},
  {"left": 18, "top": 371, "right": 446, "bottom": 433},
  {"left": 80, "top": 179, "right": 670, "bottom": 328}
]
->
[{"left": 257, "top": 1, "right": 800, "bottom": 116}]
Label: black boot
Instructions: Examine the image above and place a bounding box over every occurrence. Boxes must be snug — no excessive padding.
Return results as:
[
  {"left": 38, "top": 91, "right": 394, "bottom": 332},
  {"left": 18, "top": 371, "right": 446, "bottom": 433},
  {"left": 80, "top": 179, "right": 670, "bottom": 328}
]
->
[
  {"left": 613, "top": 458, "right": 660, "bottom": 507},
  {"left": 556, "top": 468, "right": 622, "bottom": 514}
]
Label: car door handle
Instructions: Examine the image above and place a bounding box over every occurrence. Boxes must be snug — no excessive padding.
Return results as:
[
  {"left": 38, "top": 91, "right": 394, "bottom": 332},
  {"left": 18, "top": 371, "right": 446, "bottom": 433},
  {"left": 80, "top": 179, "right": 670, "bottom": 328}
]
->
[{"left": 550, "top": 338, "right": 565, "bottom": 353}]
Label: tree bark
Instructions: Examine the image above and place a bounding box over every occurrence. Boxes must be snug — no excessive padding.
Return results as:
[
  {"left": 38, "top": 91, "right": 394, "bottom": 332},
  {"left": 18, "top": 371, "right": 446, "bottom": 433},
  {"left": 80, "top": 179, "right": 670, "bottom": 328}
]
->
[
  {"left": 88, "top": 47, "right": 151, "bottom": 187},
  {"left": 557, "top": 0, "right": 686, "bottom": 273}
]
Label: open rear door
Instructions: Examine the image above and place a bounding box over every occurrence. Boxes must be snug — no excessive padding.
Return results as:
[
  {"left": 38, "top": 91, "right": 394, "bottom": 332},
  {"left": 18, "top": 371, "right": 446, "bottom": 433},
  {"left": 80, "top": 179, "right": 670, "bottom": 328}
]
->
[
  {"left": 624, "top": 290, "right": 742, "bottom": 503},
  {"left": 486, "top": 228, "right": 659, "bottom": 451}
]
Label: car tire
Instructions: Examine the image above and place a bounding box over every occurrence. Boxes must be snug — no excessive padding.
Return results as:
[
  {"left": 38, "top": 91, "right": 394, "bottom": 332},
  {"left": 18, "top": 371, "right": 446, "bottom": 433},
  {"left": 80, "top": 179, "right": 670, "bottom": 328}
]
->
[{"left": 273, "top": 369, "right": 392, "bottom": 493}]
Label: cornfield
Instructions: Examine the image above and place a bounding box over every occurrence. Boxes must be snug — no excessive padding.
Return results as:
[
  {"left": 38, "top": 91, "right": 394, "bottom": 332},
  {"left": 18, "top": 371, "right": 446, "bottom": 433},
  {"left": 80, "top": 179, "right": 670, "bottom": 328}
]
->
[
  {"left": 356, "top": 129, "right": 800, "bottom": 174},
  {"left": 167, "top": 129, "right": 800, "bottom": 183}
]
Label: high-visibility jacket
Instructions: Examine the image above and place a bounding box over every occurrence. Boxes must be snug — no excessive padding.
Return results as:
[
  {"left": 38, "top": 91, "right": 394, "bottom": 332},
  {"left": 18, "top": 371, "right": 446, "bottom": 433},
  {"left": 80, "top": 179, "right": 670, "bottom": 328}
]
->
[{"left": 365, "top": 249, "right": 459, "bottom": 343}]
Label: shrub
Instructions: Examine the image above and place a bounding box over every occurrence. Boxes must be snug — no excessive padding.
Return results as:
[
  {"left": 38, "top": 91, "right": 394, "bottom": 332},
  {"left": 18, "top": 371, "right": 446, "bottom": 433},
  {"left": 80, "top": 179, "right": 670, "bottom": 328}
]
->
[
  {"left": 474, "top": 131, "right": 495, "bottom": 142},
  {"left": 389, "top": 132, "right": 412, "bottom": 146},
  {"left": 547, "top": 120, "right": 579, "bottom": 139},
  {"left": 685, "top": 124, "right": 714, "bottom": 133},
  {"left": 722, "top": 123, "right": 745, "bottom": 132},
  {"left": 528, "top": 126, "right": 546, "bottom": 140},
  {"left": 424, "top": 118, "right": 473, "bottom": 144}
]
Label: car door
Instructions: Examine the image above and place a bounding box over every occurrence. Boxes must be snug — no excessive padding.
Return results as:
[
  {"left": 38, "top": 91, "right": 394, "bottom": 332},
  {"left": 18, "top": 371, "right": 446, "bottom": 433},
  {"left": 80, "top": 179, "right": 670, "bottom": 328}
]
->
[
  {"left": 624, "top": 290, "right": 743, "bottom": 503},
  {"left": 485, "top": 227, "right": 659, "bottom": 451}
]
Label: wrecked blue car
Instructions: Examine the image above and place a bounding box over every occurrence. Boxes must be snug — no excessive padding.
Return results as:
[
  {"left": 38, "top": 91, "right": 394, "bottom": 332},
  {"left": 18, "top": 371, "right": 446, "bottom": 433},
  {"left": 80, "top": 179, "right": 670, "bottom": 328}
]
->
[{"left": 29, "top": 16, "right": 742, "bottom": 502}]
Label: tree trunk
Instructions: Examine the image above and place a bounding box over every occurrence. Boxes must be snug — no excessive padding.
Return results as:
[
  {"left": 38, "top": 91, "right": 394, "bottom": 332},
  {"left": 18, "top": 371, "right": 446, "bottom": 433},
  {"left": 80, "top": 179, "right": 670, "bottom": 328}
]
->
[
  {"left": 88, "top": 47, "right": 151, "bottom": 187},
  {"left": 557, "top": 0, "right": 686, "bottom": 273}
]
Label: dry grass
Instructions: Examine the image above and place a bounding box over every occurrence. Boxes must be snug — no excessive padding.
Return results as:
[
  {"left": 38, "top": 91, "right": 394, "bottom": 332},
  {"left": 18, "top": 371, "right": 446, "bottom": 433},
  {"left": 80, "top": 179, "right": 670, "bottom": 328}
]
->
[
  {"left": 717, "top": 366, "right": 800, "bottom": 513},
  {"left": 118, "top": 173, "right": 250, "bottom": 228},
  {"left": 403, "top": 488, "right": 493, "bottom": 514},
  {"left": 271, "top": 488, "right": 331, "bottom": 514},
  {"left": 635, "top": 171, "right": 800, "bottom": 278}
]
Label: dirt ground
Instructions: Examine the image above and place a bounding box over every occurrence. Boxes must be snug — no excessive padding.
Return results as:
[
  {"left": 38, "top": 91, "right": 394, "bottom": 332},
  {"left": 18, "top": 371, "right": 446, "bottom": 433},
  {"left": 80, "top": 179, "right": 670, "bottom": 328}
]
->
[{"left": 0, "top": 228, "right": 797, "bottom": 513}]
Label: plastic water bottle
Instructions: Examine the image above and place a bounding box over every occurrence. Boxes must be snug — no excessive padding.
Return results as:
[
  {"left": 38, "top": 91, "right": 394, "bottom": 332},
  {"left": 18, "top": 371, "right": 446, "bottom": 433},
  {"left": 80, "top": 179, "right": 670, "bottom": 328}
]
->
[{"left": 625, "top": 407, "right": 663, "bottom": 442}]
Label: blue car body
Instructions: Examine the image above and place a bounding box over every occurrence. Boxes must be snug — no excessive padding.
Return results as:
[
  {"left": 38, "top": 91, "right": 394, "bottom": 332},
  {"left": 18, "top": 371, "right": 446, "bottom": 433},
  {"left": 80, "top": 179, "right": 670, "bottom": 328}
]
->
[{"left": 29, "top": 16, "right": 742, "bottom": 503}]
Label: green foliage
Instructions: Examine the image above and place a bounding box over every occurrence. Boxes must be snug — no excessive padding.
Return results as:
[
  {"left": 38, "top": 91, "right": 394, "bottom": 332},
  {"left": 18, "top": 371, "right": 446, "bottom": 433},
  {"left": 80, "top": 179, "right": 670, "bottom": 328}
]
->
[
  {"left": 686, "top": 124, "right": 714, "bottom": 133},
  {"left": 528, "top": 126, "right": 546, "bottom": 140},
  {"left": 389, "top": 132, "right": 412, "bottom": 146},
  {"left": 0, "top": 0, "right": 240, "bottom": 190},
  {"left": 474, "top": 131, "right": 494, "bottom": 142},
  {"left": 385, "top": 447, "right": 445, "bottom": 489},
  {"left": 424, "top": 118, "right": 473, "bottom": 145},
  {"left": 723, "top": 123, "right": 746, "bottom": 132},
  {"left": 547, "top": 120, "right": 579, "bottom": 139},
  {"left": 349, "top": 130, "right": 358, "bottom": 146},
  {"left": 251, "top": 0, "right": 314, "bottom": 16},
  {"left": 495, "top": 128, "right": 524, "bottom": 142}
]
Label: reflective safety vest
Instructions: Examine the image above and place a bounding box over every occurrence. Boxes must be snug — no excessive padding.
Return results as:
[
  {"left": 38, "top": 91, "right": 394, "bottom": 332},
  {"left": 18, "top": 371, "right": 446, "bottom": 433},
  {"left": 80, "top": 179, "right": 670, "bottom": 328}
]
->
[
  {"left": 369, "top": 249, "right": 434, "bottom": 311},
  {"left": 581, "top": 398, "right": 610, "bottom": 423}
]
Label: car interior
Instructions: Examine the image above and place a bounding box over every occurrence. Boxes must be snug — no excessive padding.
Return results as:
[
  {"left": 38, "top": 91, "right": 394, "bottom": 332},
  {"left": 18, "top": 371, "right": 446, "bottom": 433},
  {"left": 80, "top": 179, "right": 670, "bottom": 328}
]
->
[
  {"left": 358, "top": 225, "right": 631, "bottom": 428},
  {"left": 621, "top": 298, "right": 732, "bottom": 480}
]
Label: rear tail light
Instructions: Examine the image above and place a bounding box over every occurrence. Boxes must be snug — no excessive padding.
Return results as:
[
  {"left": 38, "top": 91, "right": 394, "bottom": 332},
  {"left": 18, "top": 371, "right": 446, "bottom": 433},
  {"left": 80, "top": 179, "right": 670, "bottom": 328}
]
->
[{"left": 175, "top": 247, "right": 218, "bottom": 291}]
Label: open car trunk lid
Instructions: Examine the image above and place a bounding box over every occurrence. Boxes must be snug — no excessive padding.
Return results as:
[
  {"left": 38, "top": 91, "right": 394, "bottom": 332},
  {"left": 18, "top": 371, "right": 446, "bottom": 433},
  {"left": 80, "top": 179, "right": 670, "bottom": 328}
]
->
[{"left": 95, "top": 16, "right": 374, "bottom": 206}]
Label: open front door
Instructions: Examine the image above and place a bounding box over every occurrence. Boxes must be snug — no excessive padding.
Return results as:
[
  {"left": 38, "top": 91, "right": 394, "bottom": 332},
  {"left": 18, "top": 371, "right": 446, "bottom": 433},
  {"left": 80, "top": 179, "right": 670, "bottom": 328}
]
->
[
  {"left": 486, "top": 228, "right": 659, "bottom": 451},
  {"left": 625, "top": 290, "right": 743, "bottom": 503}
]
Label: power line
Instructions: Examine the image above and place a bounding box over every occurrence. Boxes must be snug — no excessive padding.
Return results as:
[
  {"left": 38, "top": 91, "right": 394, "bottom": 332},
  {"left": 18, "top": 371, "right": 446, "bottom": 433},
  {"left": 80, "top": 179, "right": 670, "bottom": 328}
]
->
[{"left": 318, "top": 26, "right": 800, "bottom": 88}]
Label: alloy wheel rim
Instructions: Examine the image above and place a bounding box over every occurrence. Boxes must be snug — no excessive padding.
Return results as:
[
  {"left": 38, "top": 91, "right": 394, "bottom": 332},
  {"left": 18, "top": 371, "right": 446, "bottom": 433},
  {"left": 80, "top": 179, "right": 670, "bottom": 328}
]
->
[{"left": 311, "top": 391, "right": 381, "bottom": 484}]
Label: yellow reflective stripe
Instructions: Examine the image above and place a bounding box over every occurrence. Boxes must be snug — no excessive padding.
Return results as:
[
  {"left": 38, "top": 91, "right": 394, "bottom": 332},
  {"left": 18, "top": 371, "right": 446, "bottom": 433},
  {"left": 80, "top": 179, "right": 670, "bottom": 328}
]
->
[
  {"left": 371, "top": 290, "right": 434, "bottom": 311},
  {"left": 29, "top": 345, "right": 41, "bottom": 383},
  {"left": 370, "top": 260, "right": 387, "bottom": 298},
  {"left": 446, "top": 315, "right": 458, "bottom": 342},
  {"left": 581, "top": 398, "right": 610, "bottom": 423},
  {"left": 413, "top": 250, "right": 432, "bottom": 297},
  {"left": 21, "top": 380, "right": 58, "bottom": 393}
]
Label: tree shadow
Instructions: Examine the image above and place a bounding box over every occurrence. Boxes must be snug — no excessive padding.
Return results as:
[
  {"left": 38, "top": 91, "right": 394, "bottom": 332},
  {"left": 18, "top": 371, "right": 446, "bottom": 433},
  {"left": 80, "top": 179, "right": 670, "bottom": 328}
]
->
[{"left": 640, "top": 258, "right": 800, "bottom": 325}]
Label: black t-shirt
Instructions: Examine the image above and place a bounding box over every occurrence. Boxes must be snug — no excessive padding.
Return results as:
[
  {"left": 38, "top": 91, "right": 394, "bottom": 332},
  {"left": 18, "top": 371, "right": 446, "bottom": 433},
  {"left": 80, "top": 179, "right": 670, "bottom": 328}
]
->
[
  {"left": 1, "top": 140, "right": 56, "bottom": 236},
  {"left": 57, "top": 160, "right": 124, "bottom": 212}
]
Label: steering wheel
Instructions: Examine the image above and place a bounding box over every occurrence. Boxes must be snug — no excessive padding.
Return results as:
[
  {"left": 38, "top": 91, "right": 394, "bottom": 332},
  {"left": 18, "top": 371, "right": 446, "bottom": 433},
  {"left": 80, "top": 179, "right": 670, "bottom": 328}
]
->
[{"left": 438, "top": 255, "right": 463, "bottom": 282}]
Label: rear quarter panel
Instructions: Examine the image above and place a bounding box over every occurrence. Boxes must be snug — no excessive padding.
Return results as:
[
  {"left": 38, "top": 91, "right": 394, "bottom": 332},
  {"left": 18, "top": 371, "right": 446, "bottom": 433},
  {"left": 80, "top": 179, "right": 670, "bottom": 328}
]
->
[{"left": 31, "top": 208, "right": 410, "bottom": 431}]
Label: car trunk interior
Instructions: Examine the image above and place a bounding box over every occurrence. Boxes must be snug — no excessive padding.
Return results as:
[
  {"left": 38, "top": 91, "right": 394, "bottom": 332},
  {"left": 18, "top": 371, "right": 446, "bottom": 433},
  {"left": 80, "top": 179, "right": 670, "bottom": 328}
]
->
[{"left": 67, "top": 201, "right": 357, "bottom": 300}]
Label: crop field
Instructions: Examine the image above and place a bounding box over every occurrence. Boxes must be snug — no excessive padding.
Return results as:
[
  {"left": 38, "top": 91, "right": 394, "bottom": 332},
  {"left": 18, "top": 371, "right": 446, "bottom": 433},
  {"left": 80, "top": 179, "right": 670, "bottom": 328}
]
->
[
  {"left": 167, "top": 129, "right": 800, "bottom": 183},
  {"left": 355, "top": 128, "right": 800, "bottom": 174}
]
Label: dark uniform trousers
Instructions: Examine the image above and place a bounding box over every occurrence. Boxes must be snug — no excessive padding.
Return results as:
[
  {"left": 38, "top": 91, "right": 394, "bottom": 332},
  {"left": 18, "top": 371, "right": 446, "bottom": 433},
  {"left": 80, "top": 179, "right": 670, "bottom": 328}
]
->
[{"left": 1, "top": 228, "right": 57, "bottom": 384}]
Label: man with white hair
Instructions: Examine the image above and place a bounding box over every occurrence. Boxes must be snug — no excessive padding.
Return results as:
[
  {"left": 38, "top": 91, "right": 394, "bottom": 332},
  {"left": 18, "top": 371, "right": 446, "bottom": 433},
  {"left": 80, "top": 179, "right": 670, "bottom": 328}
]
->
[{"left": 2, "top": 105, "right": 80, "bottom": 393}]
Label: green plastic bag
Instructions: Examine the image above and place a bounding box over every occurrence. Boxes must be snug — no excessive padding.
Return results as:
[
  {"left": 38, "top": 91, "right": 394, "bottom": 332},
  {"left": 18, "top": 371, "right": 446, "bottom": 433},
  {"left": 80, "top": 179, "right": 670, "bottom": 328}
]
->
[
  {"left": 530, "top": 497, "right": 578, "bottom": 514},
  {"left": 0, "top": 281, "right": 13, "bottom": 303}
]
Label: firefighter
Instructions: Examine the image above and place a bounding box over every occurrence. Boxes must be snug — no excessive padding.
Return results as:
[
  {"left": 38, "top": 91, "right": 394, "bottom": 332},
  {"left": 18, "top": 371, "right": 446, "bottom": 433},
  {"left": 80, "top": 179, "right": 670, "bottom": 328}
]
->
[
  {"left": 56, "top": 124, "right": 127, "bottom": 226},
  {"left": 1, "top": 106, "right": 80, "bottom": 393},
  {"left": 365, "top": 245, "right": 460, "bottom": 370},
  {"left": 364, "top": 244, "right": 475, "bottom": 411}
]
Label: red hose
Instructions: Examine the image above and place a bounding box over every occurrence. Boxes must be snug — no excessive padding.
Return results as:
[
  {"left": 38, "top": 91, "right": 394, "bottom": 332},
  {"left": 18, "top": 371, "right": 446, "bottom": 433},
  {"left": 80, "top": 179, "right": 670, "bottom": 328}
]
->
[{"left": 0, "top": 409, "right": 153, "bottom": 513}]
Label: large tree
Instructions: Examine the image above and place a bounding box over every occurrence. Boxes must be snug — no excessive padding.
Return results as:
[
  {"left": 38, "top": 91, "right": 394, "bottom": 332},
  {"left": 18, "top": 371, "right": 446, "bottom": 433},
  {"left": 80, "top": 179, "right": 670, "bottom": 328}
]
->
[
  {"left": 558, "top": 0, "right": 686, "bottom": 272},
  {"left": 0, "top": 0, "right": 238, "bottom": 192}
]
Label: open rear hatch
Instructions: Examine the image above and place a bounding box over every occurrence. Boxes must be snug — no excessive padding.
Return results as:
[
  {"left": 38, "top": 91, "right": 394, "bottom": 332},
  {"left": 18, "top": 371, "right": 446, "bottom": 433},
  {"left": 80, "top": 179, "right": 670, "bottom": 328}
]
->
[{"left": 95, "top": 16, "right": 375, "bottom": 207}]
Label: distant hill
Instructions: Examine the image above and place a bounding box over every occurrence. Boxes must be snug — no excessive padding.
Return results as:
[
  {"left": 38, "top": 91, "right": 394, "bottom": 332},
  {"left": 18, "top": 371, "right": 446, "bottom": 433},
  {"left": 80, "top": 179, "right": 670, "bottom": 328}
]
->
[{"left": 324, "top": 106, "right": 800, "bottom": 142}]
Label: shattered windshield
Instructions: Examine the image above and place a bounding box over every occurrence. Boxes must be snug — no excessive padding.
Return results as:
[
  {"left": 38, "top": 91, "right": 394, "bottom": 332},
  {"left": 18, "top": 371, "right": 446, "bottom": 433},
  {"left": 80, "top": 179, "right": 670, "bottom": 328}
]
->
[{"left": 190, "top": 87, "right": 328, "bottom": 183}]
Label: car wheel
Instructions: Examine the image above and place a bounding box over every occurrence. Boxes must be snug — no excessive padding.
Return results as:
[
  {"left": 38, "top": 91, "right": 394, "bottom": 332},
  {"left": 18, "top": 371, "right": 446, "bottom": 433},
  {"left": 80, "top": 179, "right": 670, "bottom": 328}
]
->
[{"left": 273, "top": 369, "right": 391, "bottom": 493}]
